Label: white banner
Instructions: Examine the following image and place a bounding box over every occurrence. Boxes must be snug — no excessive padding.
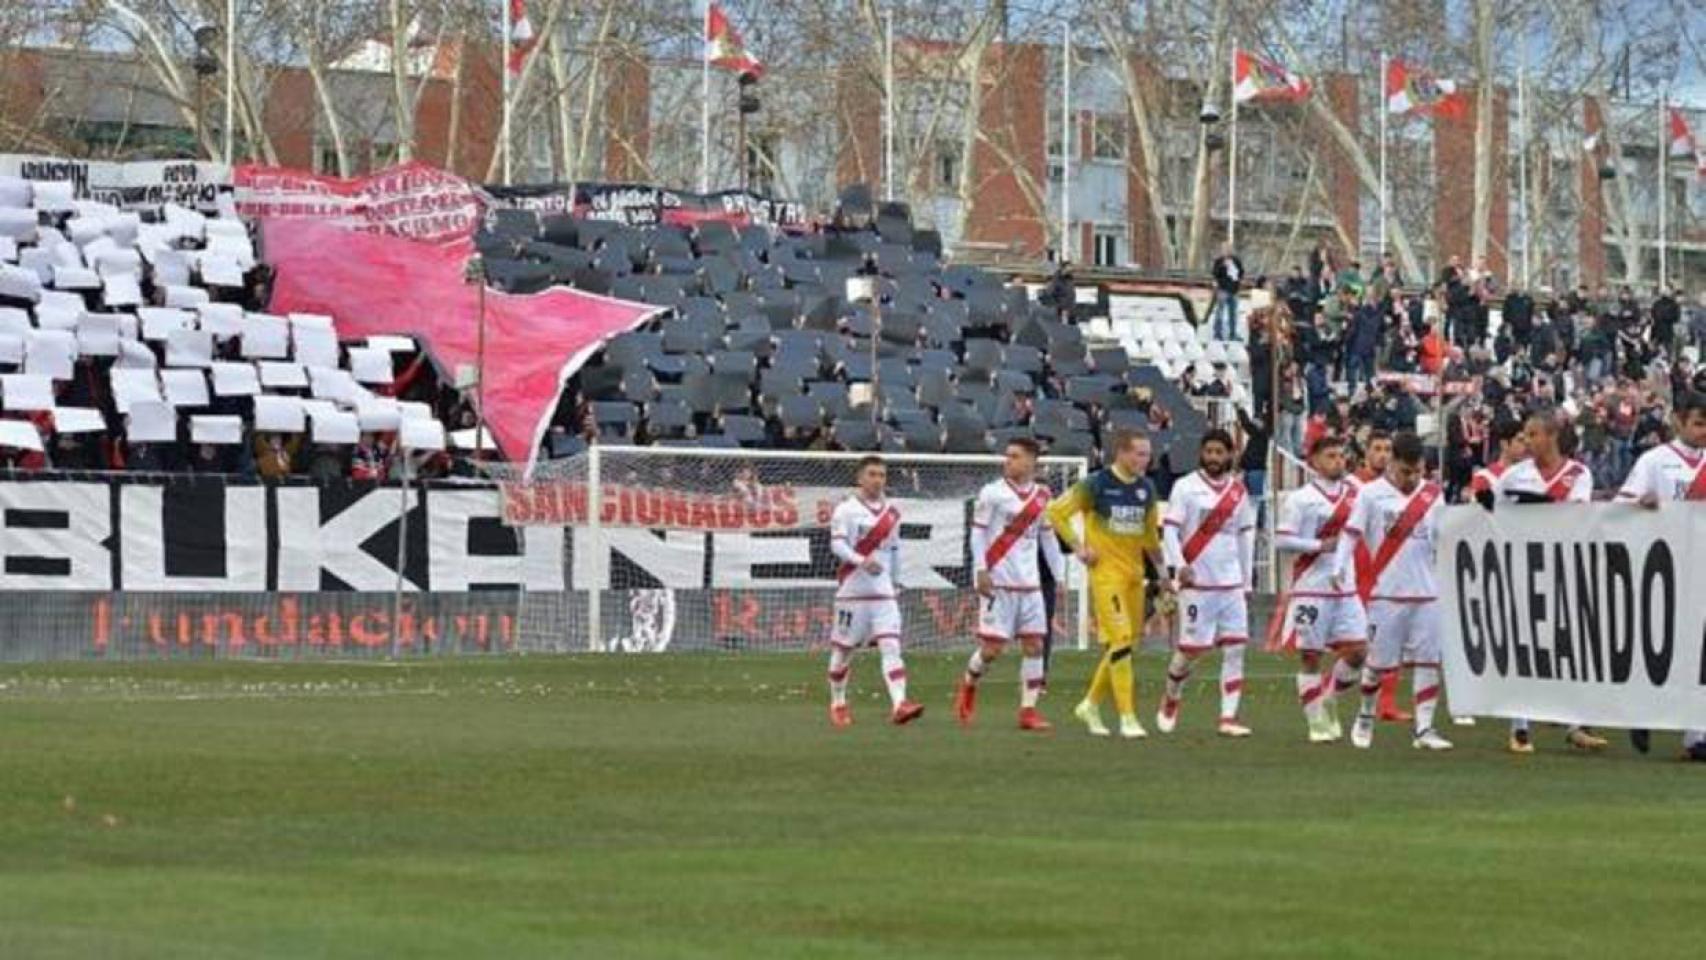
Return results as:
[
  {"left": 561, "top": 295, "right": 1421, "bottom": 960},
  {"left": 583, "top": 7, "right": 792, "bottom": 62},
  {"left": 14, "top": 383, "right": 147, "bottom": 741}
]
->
[
  {"left": 0, "top": 155, "right": 232, "bottom": 209},
  {"left": 1439, "top": 503, "right": 1706, "bottom": 731}
]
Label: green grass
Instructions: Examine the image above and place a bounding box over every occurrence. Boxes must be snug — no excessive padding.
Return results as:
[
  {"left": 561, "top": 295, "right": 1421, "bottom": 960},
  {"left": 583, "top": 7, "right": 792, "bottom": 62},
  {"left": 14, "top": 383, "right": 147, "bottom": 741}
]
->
[{"left": 0, "top": 652, "right": 1699, "bottom": 959}]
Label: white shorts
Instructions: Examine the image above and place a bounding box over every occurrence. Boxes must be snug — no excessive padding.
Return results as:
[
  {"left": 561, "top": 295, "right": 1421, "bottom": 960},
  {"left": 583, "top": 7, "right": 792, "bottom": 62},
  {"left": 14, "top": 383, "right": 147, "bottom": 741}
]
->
[
  {"left": 830, "top": 599, "right": 902, "bottom": 649},
  {"left": 1367, "top": 599, "right": 1441, "bottom": 669},
  {"left": 1284, "top": 594, "right": 1368, "bottom": 652},
  {"left": 1179, "top": 588, "right": 1249, "bottom": 650},
  {"left": 976, "top": 589, "right": 1048, "bottom": 643}
]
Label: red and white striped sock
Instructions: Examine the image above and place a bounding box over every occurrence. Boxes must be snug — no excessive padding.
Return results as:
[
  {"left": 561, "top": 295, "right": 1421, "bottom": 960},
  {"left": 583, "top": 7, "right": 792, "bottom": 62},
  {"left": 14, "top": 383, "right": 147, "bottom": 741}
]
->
[
  {"left": 1163, "top": 652, "right": 1191, "bottom": 714},
  {"left": 964, "top": 649, "right": 986, "bottom": 687},
  {"left": 1020, "top": 656, "right": 1045, "bottom": 708},
  {"left": 1296, "top": 671, "right": 1324, "bottom": 725},
  {"left": 1412, "top": 665, "right": 1441, "bottom": 733},
  {"left": 1218, "top": 642, "right": 1246, "bottom": 721},
  {"left": 1323, "top": 658, "right": 1360, "bottom": 711},
  {"left": 827, "top": 645, "right": 853, "bottom": 707},
  {"left": 1357, "top": 665, "right": 1383, "bottom": 720},
  {"left": 877, "top": 636, "right": 908, "bottom": 706}
]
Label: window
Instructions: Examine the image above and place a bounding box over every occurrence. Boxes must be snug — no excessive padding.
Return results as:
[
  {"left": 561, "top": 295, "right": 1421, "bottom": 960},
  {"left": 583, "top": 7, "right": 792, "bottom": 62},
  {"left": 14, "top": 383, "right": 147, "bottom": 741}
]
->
[
  {"left": 1093, "top": 226, "right": 1125, "bottom": 267},
  {"left": 935, "top": 140, "right": 960, "bottom": 191},
  {"left": 1092, "top": 114, "right": 1126, "bottom": 161}
]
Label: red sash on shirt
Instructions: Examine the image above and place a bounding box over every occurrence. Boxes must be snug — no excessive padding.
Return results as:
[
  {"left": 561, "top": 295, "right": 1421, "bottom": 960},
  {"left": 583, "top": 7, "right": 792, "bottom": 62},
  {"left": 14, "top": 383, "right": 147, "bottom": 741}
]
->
[
  {"left": 838, "top": 505, "right": 901, "bottom": 583},
  {"left": 1292, "top": 488, "right": 1356, "bottom": 584},
  {"left": 984, "top": 488, "right": 1049, "bottom": 571},
  {"left": 1182, "top": 480, "right": 1246, "bottom": 565},
  {"left": 1684, "top": 451, "right": 1706, "bottom": 501},
  {"left": 1365, "top": 483, "right": 1440, "bottom": 591},
  {"left": 1543, "top": 461, "right": 1584, "bottom": 502}
]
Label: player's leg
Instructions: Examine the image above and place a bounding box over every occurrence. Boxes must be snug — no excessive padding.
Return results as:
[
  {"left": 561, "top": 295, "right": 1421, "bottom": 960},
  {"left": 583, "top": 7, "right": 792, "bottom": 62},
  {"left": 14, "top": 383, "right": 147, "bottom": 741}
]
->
[
  {"left": 1377, "top": 664, "right": 1410, "bottom": 723},
  {"left": 1214, "top": 592, "right": 1252, "bottom": 736},
  {"left": 1106, "top": 578, "right": 1145, "bottom": 726},
  {"left": 958, "top": 592, "right": 1013, "bottom": 726},
  {"left": 1013, "top": 591, "right": 1051, "bottom": 730},
  {"left": 1289, "top": 598, "right": 1334, "bottom": 741},
  {"left": 826, "top": 604, "right": 861, "bottom": 728},
  {"left": 1318, "top": 597, "right": 1369, "bottom": 740},
  {"left": 1353, "top": 601, "right": 1401, "bottom": 748},
  {"left": 872, "top": 601, "right": 922, "bottom": 724},
  {"left": 1157, "top": 590, "right": 1211, "bottom": 734},
  {"left": 1076, "top": 572, "right": 1139, "bottom": 737},
  {"left": 1406, "top": 602, "right": 1452, "bottom": 750}
]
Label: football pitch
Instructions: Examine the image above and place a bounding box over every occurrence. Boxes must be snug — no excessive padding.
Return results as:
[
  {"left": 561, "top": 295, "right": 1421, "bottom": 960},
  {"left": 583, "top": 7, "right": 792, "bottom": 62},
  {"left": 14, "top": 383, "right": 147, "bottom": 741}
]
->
[{"left": 0, "top": 652, "right": 1699, "bottom": 960}]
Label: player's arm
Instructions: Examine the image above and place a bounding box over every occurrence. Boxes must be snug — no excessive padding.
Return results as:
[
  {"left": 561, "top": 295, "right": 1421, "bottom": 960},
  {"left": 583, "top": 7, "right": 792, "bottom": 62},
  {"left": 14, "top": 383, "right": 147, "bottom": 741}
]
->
[
  {"left": 1040, "top": 524, "right": 1067, "bottom": 584},
  {"left": 1616, "top": 453, "right": 1660, "bottom": 508},
  {"left": 969, "top": 487, "right": 995, "bottom": 595},
  {"left": 1330, "top": 493, "right": 1369, "bottom": 589},
  {"left": 1237, "top": 504, "right": 1256, "bottom": 593},
  {"left": 1046, "top": 479, "right": 1098, "bottom": 564},
  {"left": 1272, "top": 492, "right": 1319, "bottom": 554},
  {"left": 1160, "top": 493, "right": 1186, "bottom": 580},
  {"left": 829, "top": 507, "right": 880, "bottom": 573}
]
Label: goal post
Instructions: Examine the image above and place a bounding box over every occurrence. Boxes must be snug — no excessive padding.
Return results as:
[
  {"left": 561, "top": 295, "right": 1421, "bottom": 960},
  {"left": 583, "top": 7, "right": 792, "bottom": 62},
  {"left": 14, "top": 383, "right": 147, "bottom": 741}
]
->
[{"left": 497, "top": 446, "right": 1092, "bottom": 655}]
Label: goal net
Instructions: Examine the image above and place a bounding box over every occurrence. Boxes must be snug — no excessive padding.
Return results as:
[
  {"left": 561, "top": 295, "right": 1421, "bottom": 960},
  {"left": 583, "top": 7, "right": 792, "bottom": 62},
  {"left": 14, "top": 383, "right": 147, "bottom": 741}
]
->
[{"left": 498, "top": 447, "right": 1091, "bottom": 654}]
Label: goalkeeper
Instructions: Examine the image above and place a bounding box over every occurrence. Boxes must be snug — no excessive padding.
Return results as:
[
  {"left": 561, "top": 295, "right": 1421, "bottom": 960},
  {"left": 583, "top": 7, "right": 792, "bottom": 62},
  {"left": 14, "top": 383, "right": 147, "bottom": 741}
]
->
[{"left": 1045, "top": 428, "right": 1165, "bottom": 740}]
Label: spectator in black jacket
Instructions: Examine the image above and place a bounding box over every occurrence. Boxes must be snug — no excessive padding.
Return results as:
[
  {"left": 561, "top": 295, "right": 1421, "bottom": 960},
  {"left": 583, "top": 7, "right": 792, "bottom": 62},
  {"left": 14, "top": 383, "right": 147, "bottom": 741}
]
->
[
  {"left": 1210, "top": 244, "right": 1245, "bottom": 341},
  {"left": 1650, "top": 286, "right": 1680, "bottom": 356},
  {"left": 1504, "top": 288, "right": 1535, "bottom": 350}
]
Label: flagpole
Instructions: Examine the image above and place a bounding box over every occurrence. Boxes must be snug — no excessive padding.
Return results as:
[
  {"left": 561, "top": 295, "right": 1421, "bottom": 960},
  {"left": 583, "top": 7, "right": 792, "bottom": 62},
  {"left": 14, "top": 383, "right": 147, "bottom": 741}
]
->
[
  {"left": 1378, "top": 52, "right": 1387, "bottom": 259},
  {"left": 1517, "top": 54, "right": 1529, "bottom": 289},
  {"left": 223, "top": 0, "right": 234, "bottom": 166},
  {"left": 1228, "top": 49, "right": 1238, "bottom": 251},
  {"left": 1657, "top": 96, "right": 1667, "bottom": 290},
  {"left": 884, "top": 7, "right": 894, "bottom": 202},
  {"left": 1061, "top": 22, "right": 1071, "bottom": 263},
  {"left": 502, "top": 0, "right": 513, "bottom": 186},
  {"left": 700, "top": 4, "right": 712, "bottom": 193}
]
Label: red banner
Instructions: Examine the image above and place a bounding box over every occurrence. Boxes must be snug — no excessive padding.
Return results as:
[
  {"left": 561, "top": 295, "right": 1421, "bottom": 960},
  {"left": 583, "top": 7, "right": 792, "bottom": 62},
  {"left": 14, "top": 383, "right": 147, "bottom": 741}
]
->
[
  {"left": 235, "top": 161, "right": 483, "bottom": 244},
  {"left": 262, "top": 218, "right": 658, "bottom": 461}
]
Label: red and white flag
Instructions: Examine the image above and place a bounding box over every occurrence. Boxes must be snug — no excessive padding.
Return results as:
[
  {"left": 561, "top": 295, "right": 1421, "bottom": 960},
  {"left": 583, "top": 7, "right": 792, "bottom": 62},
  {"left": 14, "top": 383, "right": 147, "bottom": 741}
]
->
[
  {"left": 1667, "top": 107, "right": 1695, "bottom": 158},
  {"left": 1233, "top": 49, "right": 1310, "bottom": 104},
  {"left": 1385, "top": 58, "right": 1465, "bottom": 118},
  {"left": 506, "top": 0, "right": 534, "bottom": 77},
  {"left": 707, "top": 3, "right": 764, "bottom": 78}
]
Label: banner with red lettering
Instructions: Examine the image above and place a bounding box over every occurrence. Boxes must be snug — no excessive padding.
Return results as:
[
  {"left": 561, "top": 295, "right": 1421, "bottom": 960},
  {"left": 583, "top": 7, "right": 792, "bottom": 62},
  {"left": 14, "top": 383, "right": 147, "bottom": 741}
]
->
[{"left": 234, "top": 162, "right": 482, "bottom": 244}]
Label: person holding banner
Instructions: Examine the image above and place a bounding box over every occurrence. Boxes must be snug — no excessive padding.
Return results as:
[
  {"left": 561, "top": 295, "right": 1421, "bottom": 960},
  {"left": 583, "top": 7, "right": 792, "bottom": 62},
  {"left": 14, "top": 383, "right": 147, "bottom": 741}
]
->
[
  {"left": 1491, "top": 411, "right": 1610, "bottom": 754},
  {"left": 1157, "top": 430, "right": 1257, "bottom": 738},
  {"left": 825, "top": 456, "right": 924, "bottom": 728},
  {"left": 1332, "top": 432, "right": 1453, "bottom": 750},
  {"left": 1273, "top": 435, "right": 1370, "bottom": 743},
  {"left": 1045, "top": 430, "right": 1165, "bottom": 740},
  {"left": 958, "top": 438, "right": 1067, "bottom": 732},
  {"left": 1467, "top": 419, "right": 1529, "bottom": 506},
  {"left": 1615, "top": 391, "right": 1706, "bottom": 761}
]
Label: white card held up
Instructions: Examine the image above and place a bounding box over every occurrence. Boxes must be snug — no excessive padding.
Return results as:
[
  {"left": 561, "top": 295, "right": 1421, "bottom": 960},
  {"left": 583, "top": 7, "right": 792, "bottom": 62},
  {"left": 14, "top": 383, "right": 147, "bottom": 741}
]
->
[
  {"left": 102, "top": 272, "right": 144, "bottom": 307},
  {"left": 398, "top": 400, "right": 434, "bottom": 421},
  {"left": 287, "top": 312, "right": 335, "bottom": 332},
  {"left": 0, "top": 236, "right": 16, "bottom": 262},
  {"left": 53, "top": 265, "right": 101, "bottom": 291},
  {"left": 115, "top": 338, "right": 158, "bottom": 369},
  {"left": 293, "top": 326, "right": 340, "bottom": 369},
  {"left": 1, "top": 373, "right": 55, "bottom": 411},
  {"left": 252, "top": 394, "right": 306, "bottom": 432},
  {"left": 31, "top": 180, "right": 75, "bottom": 212},
  {"left": 0, "top": 333, "right": 22, "bottom": 364},
  {"left": 163, "top": 284, "right": 211, "bottom": 308},
  {"left": 0, "top": 306, "right": 28, "bottom": 335},
  {"left": 347, "top": 347, "right": 395, "bottom": 384},
  {"left": 0, "top": 176, "right": 29, "bottom": 207},
  {"left": 398, "top": 417, "right": 445, "bottom": 451},
  {"left": 0, "top": 263, "right": 42, "bottom": 302},
  {"left": 51, "top": 407, "right": 107, "bottom": 434},
  {"left": 0, "top": 419, "right": 43, "bottom": 451},
  {"left": 165, "top": 327, "right": 214, "bottom": 367},
  {"left": 449, "top": 427, "right": 498, "bottom": 451},
  {"left": 200, "top": 255, "right": 245, "bottom": 288},
  {"left": 355, "top": 397, "right": 402, "bottom": 431},
  {"left": 210, "top": 361, "right": 261, "bottom": 396},
  {"left": 25, "top": 329, "right": 77, "bottom": 380},
  {"left": 191, "top": 415, "right": 244, "bottom": 445},
  {"left": 311, "top": 409, "right": 361, "bottom": 445},
  {"left": 161, "top": 368, "right": 210, "bottom": 407},
  {"left": 309, "top": 366, "right": 360, "bottom": 402},
  {"left": 110, "top": 367, "right": 162, "bottom": 413},
  {"left": 240, "top": 314, "right": 290, "bottom": 359},
  {"left": 199, "top": 303, "right": 244, "bottom": 338},
  {"left": 139, "top": 307, "right": 195, "bottom": 341},
  {"left": 0, "top": 208, "right": 35, "bottom": 242},
  {"left": 366, "top": 335, "right": 416, "bottom": 353},
  {"left": 126, "top": 400, "right": 178, "bottom": 442},
  {"left": 258, "top": 361, "right": 308, "bottom": 388}
]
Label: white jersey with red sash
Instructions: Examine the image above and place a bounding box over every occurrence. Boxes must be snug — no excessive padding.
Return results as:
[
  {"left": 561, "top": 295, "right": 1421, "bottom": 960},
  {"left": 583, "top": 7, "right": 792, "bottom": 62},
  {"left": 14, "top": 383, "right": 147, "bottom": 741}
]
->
[
  {"left": 1163, "top": 470, "right": 1255, "bottom": 589},
  {"left": 1336, "top": 478, "right": 1443, "bottom": 601},
  {"left": 970, "top": 479, "right": 1060, "bottom": 589},
  {"left": 1468, "top": 459, "right": 1510, "bottom": 500},
  {"left": 1616, "top": 442, "right": 1706, "bottom": 503},
  {"left": 1492, "top": 457, "right": 1592, "bottom": 504},
  {"left": 1274, "top": 480, "right": 1357, "bottom": 597},
  {"left": 829, "top": 495, "right": 902, "bottom": 601}
]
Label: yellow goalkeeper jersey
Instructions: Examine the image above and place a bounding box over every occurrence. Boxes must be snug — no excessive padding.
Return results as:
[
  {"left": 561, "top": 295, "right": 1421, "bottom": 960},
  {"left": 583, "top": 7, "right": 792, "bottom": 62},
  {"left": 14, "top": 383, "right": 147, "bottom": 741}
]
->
[{"left": 1045, "top": 465, "right": 1160, "bottom": 580}]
